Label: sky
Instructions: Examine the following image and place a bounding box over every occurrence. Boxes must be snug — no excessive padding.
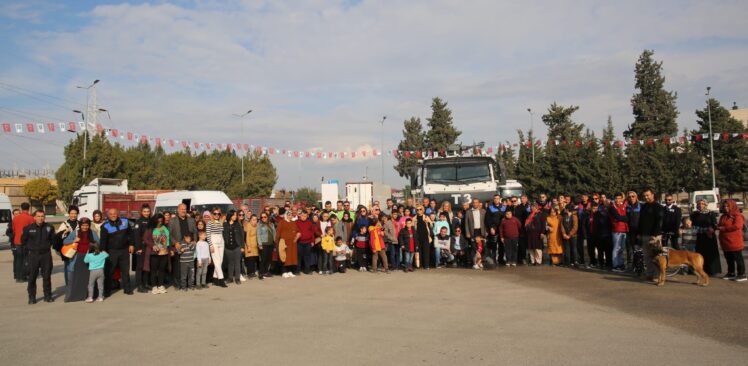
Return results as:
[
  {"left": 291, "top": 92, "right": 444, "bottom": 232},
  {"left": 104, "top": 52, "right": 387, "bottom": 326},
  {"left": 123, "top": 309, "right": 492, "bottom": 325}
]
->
[{"left": 1, "top": 0, "right": 747, "bottom": 190}]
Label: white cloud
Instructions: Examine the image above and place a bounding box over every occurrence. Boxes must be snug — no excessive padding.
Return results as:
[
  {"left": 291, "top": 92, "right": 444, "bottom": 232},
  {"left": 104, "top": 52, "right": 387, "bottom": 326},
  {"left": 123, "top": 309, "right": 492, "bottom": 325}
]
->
[{"left": 2, "top": 0, "right": 748, "bottom": 189}]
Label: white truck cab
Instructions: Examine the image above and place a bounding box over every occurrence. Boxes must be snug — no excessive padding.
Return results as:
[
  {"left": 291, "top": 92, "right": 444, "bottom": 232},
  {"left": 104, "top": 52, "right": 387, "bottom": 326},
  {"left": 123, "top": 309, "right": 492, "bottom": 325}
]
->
[{"left": 690, "top": 189, "right": 720, "bottom": 213}]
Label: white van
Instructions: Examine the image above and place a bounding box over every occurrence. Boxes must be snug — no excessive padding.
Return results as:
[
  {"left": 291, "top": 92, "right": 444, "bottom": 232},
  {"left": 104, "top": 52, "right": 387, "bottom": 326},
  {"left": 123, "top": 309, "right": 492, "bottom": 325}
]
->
[
  {"left": 154, "top": 191, "right": 235, "bottom": 215},
  {"left": 690, "top": 190, "right": 720, "bottom": 213},
  {"left": 0, "top": 194, "right": 12, "bottom": 245}
]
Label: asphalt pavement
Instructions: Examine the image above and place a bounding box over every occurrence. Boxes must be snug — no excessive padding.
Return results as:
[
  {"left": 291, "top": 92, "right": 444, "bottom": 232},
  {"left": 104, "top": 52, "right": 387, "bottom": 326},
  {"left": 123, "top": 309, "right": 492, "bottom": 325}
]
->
[{"left": 0, "top": 250, "right": 745, "bottom": 366}]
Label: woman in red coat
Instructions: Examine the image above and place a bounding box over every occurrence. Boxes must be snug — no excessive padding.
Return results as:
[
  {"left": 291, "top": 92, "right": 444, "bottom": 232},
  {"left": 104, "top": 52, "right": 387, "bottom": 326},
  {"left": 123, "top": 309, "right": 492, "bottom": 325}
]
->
[{"left": 718, "top": 199, "right": 746, "bottom": 281}]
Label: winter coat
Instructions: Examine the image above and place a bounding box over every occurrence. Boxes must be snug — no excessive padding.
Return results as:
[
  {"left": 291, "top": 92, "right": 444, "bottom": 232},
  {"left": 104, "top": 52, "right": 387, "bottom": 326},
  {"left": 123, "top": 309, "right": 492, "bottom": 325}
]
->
[{"left": 718, "top": 200, "right": 745, "bottom": 252}]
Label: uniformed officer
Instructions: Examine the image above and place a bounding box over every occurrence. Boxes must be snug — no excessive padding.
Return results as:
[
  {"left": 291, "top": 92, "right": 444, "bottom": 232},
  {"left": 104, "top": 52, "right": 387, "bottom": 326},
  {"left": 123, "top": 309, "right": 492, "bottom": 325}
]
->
[
  {"left": 100, "top": 208, "right": 133, "bottom": 296},
  {"left": 21, "top": 210, "right": 56, "bottom": 304},
  {"left": 131, "top": 204, "right": 152, "bottom": 293}
]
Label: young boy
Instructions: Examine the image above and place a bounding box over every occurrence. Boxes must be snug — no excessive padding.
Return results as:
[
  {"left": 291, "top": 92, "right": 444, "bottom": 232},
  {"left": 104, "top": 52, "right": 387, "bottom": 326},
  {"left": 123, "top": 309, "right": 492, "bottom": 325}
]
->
[
  {"left": 352, "top": 225, "right": 369, "bottom": 272},
  {"left": 194, "top": 230, "right": 211, "bottom": 289},
  {"left": 500, "top": 210, "right": 522, "bottom": 267},
  {"left": 473, "top": 235, "right": 484, "bottom": 270},
  {"left": 398, "top": 218, "right": 416, "bottom": 272},
  {"left": 334, "top": 236, "right": 351, "bottom": 273},
  {"left": 433, "top": 226, "right": 453, "bottom": 268},
  {"left": 320, "top": 226, "right": 335, "bottom": 275},
  {"left": 680, "top": 217, "right": 697, "bottom": 252},
  {"left": 179, "top": 232, "right": 196, "bottom": 291}
]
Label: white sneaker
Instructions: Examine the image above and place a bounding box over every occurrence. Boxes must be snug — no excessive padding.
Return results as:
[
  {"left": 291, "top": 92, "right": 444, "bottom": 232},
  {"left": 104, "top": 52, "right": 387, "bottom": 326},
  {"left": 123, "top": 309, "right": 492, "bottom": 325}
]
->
[
  {"left": 282, "top": 272, "right": 289, "bottom": 278},
  {"left": 159, "top": 286, "right": 167, "bottom": 294},
  {"left": 318, "top": 271, "right": 323, "bottom": 275},
  {"left": 472, "top": 264, "right": 479, "bottom": 270},
  {"left": 85, "top": 297, "right": 93, "bottom": 303},
  {"left": 290, "top": 272, "right": 297, "bottom": 278},
  {"left": 151, "top": 287, "right": 159, "bottom": 294},
  {"left": 240, "top": 275, "right": 247, "bottom": 282}
]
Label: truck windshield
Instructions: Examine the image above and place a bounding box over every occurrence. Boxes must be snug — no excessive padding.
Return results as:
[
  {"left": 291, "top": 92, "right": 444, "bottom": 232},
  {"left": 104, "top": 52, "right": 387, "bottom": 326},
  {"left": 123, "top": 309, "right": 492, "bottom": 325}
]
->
[
  {"left": 425, "top": 163, "right": 491, "bottom": 183},
  {"left": 500, "top": 188, "right": 524, "bottom": 198}
]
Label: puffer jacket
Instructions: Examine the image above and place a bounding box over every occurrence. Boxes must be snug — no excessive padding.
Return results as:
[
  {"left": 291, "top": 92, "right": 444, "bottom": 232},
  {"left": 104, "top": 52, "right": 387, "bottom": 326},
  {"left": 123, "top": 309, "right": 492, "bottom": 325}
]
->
[{"left": 718, "top": 200, "right": 745, "bottom": 252}]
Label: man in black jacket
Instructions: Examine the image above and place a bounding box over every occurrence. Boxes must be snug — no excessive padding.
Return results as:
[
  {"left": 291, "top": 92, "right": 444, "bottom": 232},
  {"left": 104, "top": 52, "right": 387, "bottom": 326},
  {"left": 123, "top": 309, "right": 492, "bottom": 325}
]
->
[
  {"left": 662, "top": 194, "right": 682, "bottom": 249},
  {"left": 131, "top": 204, "right": 152, "bottom": 293},
  {"left": 513, "top": 195, "right": 531, "bottom": 265},
  {"left": 638, "top": 189, "right": 663, "bottom": 281},
  {"left": 100, "top": 208, "right": 133, "bottom": 296},
  {"left": 21, "top": 210, "right": 56, "bottom": 304}
]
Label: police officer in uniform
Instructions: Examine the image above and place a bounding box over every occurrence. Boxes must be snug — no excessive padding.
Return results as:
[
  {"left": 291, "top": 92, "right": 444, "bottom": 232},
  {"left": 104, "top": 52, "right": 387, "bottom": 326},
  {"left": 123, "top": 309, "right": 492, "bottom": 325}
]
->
[
  {"left": 21, "top": 210, "right": 56, "bottom": 304},
  {"left": 131, "top": 204, "right": 152, "bottom": 293},
  {"left": 100, "top": 208, "right": 134, "bottom": 296}
]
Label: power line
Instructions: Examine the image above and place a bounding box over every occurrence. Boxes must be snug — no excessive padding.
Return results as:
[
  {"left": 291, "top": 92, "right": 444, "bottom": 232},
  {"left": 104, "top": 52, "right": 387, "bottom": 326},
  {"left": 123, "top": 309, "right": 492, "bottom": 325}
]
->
[
  {"left": 0, "top": 106, "right": 73, "bottom": 123},
  {"left": 0, "top": 81, "right": 80, "bottom": 107}
]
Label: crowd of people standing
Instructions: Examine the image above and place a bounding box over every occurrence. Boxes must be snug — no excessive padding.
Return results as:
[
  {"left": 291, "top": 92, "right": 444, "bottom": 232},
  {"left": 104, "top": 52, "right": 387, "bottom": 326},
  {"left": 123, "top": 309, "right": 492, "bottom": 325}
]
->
[{"left": 6, "top": 189, "right": 746, "bottom": 305}]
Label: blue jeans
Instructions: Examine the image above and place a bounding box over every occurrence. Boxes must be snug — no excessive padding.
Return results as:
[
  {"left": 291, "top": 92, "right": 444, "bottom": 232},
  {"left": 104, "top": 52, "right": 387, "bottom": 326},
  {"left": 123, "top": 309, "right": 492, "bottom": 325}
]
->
[
  {"left": 612, "top": 232, "right": 627, "bottom": 269},
  {"left": 387, "top": 244, "right": 401, "bottom": 269},
  {"left": 403, "top": 252, "right": 414, "bottom": 269},
  {"left": 64, "top": 255, "right": 76, "bottom": 285}
]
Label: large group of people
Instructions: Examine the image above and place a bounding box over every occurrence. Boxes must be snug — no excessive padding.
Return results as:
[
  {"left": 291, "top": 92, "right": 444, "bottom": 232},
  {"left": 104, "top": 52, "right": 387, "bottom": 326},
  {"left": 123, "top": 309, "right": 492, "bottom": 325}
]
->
[{"left": 6, "top": 189, "right": 747, "bottom": 305}]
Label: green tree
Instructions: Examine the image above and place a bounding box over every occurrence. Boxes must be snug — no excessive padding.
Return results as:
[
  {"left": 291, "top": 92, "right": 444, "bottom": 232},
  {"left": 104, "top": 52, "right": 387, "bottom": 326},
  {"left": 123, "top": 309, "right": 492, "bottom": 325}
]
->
[
  {"left": 56, "top": 133, "right": 126, "bottom": 203},
  {"left": 425, "top": 97, "right": 461, "bottom": 151},
  {"left": 674, "top": 128, "right": 708, "bottom": 193},
  {"left": 540, "top": 103, "right": 589, "bottom": 195},
  {"left": 295, "top": 187, "right": 321, "bottom": 207},
  {"left": 23, "top": 178, "right": 58, "bottom": 210},
  {"left": 494, "top": 142, "right": 517, "bottom": 182},
  {"left": 515, "top": 130, "right": 551, "bottom": 196},
  {"left": 598, "top": 116, "right": 626, "bottom": 194},
  {"left": 394, "top": 117, "right": 426, "bottom": 180},
  {"left": 624, "top": 50, "right": 679, "bottom": 194},
  {"left": 693, "top": 99, "right": 748, "bottom": 193}
]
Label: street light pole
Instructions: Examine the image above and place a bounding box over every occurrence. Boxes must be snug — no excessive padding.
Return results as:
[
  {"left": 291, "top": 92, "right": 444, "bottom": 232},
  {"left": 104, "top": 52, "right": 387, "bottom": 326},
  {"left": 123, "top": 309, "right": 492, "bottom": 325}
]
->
[
  {"left": 380, "top": 116, "right": 386, "bottom": 184},
  {"left": 706, "top": 87, "right": 717, "bottom": 191},
  {"left": 233, "top": 110, "right": 253, "bottom": 184},
  {"left": 527, "top": 108, "right": 535, "bottom": 164}
]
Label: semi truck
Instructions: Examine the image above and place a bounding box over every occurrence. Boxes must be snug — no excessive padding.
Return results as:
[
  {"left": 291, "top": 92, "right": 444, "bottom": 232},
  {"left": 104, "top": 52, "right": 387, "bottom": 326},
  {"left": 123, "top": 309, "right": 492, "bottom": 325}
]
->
[
  {"left": 410, "top": 143, "right": 524, "bottom": 207},
  {"left": 71, "top": 178, "right": 175, "bottom": 219}
]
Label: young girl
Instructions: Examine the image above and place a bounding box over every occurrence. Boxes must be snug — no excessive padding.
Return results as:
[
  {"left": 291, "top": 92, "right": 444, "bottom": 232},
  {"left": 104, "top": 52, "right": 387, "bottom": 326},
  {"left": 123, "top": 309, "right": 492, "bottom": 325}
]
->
[
  {"left": 334, "top": 236, "right": 351, "bottom": 273},
  {"left": 320, "top": 226, "right": 335, "bottom": 275},
  {"left": 195, "top": 230, "right": 211, "bottom": 289},
  {"left": 83, "top": 243, "right": 108, "bottom": 303},
  {"left": 680, "top": 217, "right": 697, "bottom": 252},
  {"left": 352, "top": 225, "right": 369, "bottom": 272},
  {"left": 473, "top": 235, "right": 484, "bottom": 270},
  {"left": 368, "top": 217, "right": 389, "bottom": 274}
]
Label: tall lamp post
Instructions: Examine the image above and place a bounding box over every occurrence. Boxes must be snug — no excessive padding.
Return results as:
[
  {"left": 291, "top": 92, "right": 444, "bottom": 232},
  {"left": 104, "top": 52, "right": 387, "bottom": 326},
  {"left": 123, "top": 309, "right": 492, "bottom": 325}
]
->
[
  {"left": 706, "top": 87, "right": 717, "bottom": 191},
  {"left": 527, "top": 108, "right": 535, "bottom": 164},
  {"left": 233, "top": 109, "right": 252, "bottom": 184},
  {"left": 75, "top": 79, "right": 100, "bottom": 179},
  {"left": 380, "top": 115, "right": 386, "bottom": 184}
]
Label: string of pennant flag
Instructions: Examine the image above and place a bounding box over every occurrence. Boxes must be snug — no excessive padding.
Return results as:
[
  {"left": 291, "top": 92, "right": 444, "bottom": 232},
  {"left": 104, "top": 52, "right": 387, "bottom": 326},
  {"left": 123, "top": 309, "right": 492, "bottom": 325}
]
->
[{"left": 2, "top": 121, "right": 747, "bottom": 159}]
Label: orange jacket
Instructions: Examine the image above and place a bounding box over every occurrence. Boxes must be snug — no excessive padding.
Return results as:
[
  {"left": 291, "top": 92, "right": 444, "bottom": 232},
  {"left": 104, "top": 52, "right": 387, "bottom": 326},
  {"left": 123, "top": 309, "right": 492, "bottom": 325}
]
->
[
  {"left": 12, "top": 211, "right": 35, "bottom": 245},
  {"left": 718, "top": 200, "right": 745, "bottom": 252}
]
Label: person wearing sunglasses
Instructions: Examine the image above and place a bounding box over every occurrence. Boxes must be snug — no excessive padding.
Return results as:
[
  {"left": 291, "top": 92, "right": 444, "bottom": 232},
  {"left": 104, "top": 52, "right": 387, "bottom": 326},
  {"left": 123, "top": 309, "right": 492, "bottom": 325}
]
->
[
  {"left": 206, "top": 208, "right": 228, "bottom": 287},
  {"left": 256, "top": 213, "right": 276, "bottom": 278}
]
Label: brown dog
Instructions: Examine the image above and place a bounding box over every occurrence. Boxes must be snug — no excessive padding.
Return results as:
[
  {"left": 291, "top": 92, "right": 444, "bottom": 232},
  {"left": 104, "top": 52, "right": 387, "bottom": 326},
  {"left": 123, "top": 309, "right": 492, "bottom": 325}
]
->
[{"left": 654, "top": 248, "right": 709, "bottom": 287}]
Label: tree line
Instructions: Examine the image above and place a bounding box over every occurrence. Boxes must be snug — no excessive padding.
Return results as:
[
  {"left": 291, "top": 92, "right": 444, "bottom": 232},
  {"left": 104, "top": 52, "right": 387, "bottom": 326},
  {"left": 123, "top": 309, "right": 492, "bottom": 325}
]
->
[
  {"left": 395, "top": 50, "right": 748, "bottom": 197},
  {"left": 55, "top": 133, "right": 278, "bottom": 203}
]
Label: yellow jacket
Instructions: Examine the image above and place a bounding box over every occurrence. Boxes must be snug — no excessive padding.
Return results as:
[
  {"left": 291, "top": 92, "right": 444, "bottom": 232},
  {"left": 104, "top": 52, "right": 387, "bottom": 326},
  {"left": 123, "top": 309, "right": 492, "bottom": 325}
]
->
[{"left": 321, "top": 235, "right": 335, "bottom": 253}]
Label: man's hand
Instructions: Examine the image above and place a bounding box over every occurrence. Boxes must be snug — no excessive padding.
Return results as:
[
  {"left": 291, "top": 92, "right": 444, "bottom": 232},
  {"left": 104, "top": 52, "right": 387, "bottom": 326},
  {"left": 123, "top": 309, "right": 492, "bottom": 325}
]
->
[{"left": 128, "top": 246, "right": 134, "bottom": 254}]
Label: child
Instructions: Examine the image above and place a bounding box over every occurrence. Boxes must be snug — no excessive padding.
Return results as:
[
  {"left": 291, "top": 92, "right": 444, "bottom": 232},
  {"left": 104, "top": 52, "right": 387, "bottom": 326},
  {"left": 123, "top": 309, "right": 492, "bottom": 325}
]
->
[
  {"left": 473, "top": 235, "right": 484, "bottom": 270},
  {"left": 179, "top": 232, "right": 196, "bottom": 290},
  {"left": 320, "top": 226, "right": 335, "bottom": 275},
  {"left": 398, "top": 218, "right": 416, "bottom": 272},
  {"left": 433, "top": 226, "right": 453, "bottom": 268},
  {"left": 680, "top": 217, "right": 697, "bottom": 252},
  {"left": 83, "top": 243, "right": 108, "bottom": 303},
  {"left": 194, "top": 230, "right": 211, "bottom": 289},
  {"left": 368, "top": 217, "right": 389, "bottom": 274},
  {"left": 500, "top": 210, "right": 522, "bottom": 267},
  {"left": 334, "top": 236, "right": 351, "bottom": 273},
  {"left": 352, "top": 225, "right": 369, "bottom": 272}
]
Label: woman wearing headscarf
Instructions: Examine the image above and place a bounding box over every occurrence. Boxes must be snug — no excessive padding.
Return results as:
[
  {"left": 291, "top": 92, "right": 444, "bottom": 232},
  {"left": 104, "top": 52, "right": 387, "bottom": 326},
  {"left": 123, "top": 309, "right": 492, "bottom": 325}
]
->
[
  {"left": 525, "top": 204, "right": 547, "bottom": 265},
  {"left": 718, "top": 199, "right": 746, "bottom": 281},
  {"left": 64, "top": 218, "right": 99, "bottom": 302},
  {"left": 546, "top": 207, "right": 563, "bottom": 265},
  {"left": 690, "top": 199, "right": 722, "bottom": 276},
  {"left": 276, "top": 209, "right": 300, "bottom": 278},
  {"left": 243, "top": 214, "right": 260, "bottom": 279}
]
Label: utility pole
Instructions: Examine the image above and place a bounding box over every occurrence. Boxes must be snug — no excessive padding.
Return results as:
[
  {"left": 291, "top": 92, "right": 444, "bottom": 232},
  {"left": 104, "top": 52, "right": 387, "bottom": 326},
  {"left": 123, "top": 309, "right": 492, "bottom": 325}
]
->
[
  {"left": 76, "top": 79, "right": 100, "bottom": 179},
  {"left": 233, "top": 109, "right": 252, "bottom": 184},
  {"left": 706, "top": 87, "right": 717, "bottom": 191},
  {"left": 380, "top": 116, "right": 386, "bottom": 184},
  {"left": 527, "top": 108, "right": 535, "bottom": 164}
]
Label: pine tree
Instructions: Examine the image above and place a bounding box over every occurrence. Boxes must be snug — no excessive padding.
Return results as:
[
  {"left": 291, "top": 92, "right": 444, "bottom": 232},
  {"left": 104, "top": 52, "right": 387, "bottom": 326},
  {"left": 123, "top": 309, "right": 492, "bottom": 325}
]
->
[
  {"left": 598, "top": 116, "right": 626, "bottom": 195},
  {"left": 516, "top": 130, "right": 551, "bottom": 197},
  {"left": 540, "top": 103, "right": 587, "bottom": 195},
  {"left": 624, "top": 50, "right": 679, "bottom": 194},
  {"left": 425, "top": 97, "right": 461, "bottom": 151},
  {"left": 494, "top": 142, "right": 517, "bottom": 182},
  {"left": 693, "top": 99, "right": 748, "bottom": 193},
  {"left": 674, "top": 128, "right": 708, "bottom": 193},
  {"left": 394, "top": 117, "right": 426, "bottom": 180}
]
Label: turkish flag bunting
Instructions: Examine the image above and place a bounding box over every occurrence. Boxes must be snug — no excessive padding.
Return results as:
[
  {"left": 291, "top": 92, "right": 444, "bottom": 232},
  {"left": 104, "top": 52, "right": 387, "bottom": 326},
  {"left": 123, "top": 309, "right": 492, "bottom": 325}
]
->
[
  {"left": 722, "top": 132, "right": 730, "bottom": 140},
  {"left": 574, "top": 140, "right": 582, "bottom": 148},
  {"left": 155, "top": 138, "right": 161, "bottom": 146},
  {"left": 140, "top": 135, "right": 148, "bottom": 144},
  {"left": 168, "top": 139, "right": 175, "bottom": 147},
  {"left": 2, "top": 123, "right": 10, "bottom": 133},
  {"left": 47, "top": 123, "right": 55, "bottom": 132},
  {"left": 68, "top": 122, "right": 77, "bottom": 132},
  {"left": 26, "top": 123, "right": 34, "bottom": 132},
  {"left": 96, "top": 124, "right": 104, "bottom": 134},
  {"left": 111, "top": 129, "right": 119, "bottom": 137}
]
